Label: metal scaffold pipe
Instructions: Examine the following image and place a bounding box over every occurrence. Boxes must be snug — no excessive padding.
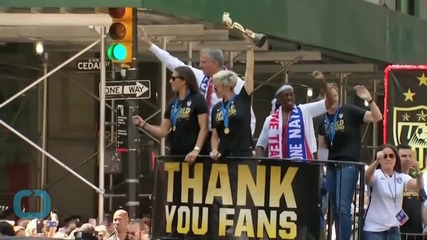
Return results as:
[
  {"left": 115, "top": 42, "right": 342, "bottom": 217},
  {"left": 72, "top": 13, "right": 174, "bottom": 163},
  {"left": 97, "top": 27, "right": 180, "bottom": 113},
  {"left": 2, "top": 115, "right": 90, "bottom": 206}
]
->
[
  {"left": 0, "top": 14, "right": 112, "bottom": 27},
  {"left": 98, "top": 27, "right": 107, "bottom": 225},
  {"left": 0, "top": 39, "right": 100, "bottom": 110},
  {"left": 0, "top": 119, "right": 102, "bottom": 194}
]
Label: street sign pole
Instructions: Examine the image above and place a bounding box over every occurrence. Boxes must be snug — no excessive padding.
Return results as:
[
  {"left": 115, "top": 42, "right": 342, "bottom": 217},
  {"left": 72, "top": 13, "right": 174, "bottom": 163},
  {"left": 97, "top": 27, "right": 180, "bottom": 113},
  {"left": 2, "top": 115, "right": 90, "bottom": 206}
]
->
[{"left": 124, "top": 7, "right": 140, "bottom": 219}]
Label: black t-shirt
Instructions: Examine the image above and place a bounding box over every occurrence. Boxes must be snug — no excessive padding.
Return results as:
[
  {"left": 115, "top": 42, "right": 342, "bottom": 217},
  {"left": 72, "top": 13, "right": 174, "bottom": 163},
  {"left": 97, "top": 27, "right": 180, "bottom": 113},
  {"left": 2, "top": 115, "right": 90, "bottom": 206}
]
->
[
  {"left": 401, "top": 189, "right": 423, "bottom": 234},
  {"left": 318, "top": 104, "right": 366, "bottom": 162},
  {"left": 211, "top": 87, "right": 253, "bottom": 156},
  {"left": 164, "top": 93, "right": 208, "bottom": 155}
]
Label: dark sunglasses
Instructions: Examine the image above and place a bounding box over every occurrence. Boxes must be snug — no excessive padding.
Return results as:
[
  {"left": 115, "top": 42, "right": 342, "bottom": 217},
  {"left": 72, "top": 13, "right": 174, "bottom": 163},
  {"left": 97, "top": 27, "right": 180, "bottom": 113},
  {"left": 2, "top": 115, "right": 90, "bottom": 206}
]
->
[
  {"left": 171, "top": 76, "right": 183, "bottom": 81},
  {"left": 383, "top": 153, "right": 395, "bottom": 159}
]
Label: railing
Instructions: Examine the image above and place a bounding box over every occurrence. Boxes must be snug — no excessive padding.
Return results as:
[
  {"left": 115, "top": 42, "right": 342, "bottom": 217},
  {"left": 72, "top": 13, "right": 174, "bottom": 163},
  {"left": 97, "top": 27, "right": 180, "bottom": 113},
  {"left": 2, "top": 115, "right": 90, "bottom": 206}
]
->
[{"left": 150, "top": 155, "right": 366, "bottom": 240}]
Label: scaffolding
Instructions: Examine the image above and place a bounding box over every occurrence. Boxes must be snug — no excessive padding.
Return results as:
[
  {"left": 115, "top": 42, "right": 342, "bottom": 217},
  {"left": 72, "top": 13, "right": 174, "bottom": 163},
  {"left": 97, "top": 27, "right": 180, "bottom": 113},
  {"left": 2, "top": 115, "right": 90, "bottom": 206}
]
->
[{"left": 0, "top": 10, "right": 383, "bottom": 224}]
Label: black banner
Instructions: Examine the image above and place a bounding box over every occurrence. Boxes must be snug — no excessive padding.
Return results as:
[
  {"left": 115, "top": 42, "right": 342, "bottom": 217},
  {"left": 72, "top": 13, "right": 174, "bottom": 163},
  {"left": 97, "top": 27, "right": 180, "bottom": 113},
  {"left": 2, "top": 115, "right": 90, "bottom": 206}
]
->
[
  {"left": 384, "top": 65, "right": 427, "bottom": 169},
  {"left": 152, "top": 157, "right": 321, "bottom": 240}
]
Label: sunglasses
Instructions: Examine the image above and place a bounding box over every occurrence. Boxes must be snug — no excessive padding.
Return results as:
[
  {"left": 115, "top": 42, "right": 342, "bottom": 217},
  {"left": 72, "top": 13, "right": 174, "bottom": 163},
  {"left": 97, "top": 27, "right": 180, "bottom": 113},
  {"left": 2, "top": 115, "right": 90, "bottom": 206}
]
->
[
  {"left": 171, "top": 76, "right": 183, "bottom": 81},
  {"left": 383, "top": 153, "right": 395, "bottom": 159}
]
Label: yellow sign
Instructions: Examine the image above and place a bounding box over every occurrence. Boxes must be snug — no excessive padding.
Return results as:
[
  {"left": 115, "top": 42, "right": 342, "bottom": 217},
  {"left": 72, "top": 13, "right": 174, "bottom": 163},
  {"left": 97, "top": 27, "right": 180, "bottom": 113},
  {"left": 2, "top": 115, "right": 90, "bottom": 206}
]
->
[{"left": 163, "top": 162, "right": 298, "bottom": 238}]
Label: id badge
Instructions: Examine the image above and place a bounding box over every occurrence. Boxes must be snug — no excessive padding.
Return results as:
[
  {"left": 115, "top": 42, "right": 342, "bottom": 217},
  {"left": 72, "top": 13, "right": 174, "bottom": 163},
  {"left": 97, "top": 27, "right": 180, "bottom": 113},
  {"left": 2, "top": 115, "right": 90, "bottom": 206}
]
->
[{"left": 396, "top": 209, "right": 409, "bottom": 225}]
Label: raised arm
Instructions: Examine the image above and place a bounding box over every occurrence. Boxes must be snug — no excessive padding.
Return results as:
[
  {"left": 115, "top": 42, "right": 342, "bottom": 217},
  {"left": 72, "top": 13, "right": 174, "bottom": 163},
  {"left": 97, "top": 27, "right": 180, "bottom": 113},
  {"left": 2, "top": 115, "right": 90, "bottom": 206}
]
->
[
  {"left": 243, "top": 31, "right": 255, "bottom": 95},
  {"left": 313, "top": 71, "right": 334, "bottom": 110},
  {"left": 365, "top": 158, "right": 380, "bottom": 186},
  {"left": 353, "top": 85, "right": 383, "bottom": 123},
  {"left": 139, "top": 26, "right": 204, "bottom": 80},
  {"left": 406, "top": 166, "right": 424, "bottom": 191}
]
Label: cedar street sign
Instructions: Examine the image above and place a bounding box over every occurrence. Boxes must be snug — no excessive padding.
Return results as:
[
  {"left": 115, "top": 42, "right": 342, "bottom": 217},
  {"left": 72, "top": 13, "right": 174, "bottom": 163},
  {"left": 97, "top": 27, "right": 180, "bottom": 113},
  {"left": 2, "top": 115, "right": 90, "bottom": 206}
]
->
[
  {"left": 75, "top": 58, "right": 112, "bottom": 72},
  {"left": 105, "top": 80, "right": 151, "bottom": 100}
]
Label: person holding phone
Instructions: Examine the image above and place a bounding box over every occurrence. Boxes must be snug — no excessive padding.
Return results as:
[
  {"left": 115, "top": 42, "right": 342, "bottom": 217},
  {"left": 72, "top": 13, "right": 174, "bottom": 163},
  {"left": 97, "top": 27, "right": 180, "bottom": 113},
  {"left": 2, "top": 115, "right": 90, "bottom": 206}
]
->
[
  {"left": 364, "top": 144, "right": 423, "bottom": 240},
  {"left": 133, "top": 66, "right": 208, "bottom": 163},
  {"left": 398, "top": 144, "right": 426, "bottom": 239}
]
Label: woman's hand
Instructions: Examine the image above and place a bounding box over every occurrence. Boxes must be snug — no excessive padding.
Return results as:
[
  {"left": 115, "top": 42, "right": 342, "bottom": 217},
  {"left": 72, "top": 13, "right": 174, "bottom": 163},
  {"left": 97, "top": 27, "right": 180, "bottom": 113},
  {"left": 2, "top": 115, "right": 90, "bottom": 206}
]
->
[
  {"left": 132, "top": 115, "right": 145, "bottom": 127},
  {"left": 243, "top": 29, "right": 255, "bottom": 45},
  {"left": 354, "top": 85, "right": 373, "bottom": 102},
  {"left": 185, "top": 150, "right": 199, "bottom": 165},
  {"left": 210, "top": 149, "right": 221, "bottom": 161}
]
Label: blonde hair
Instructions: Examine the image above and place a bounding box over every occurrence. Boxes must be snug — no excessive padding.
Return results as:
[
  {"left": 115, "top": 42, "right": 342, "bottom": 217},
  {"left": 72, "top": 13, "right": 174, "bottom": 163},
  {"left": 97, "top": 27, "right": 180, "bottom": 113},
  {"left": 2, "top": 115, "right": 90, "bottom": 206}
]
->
[{"left": 212, "top": 70, "right": 238, "bottom": 89}]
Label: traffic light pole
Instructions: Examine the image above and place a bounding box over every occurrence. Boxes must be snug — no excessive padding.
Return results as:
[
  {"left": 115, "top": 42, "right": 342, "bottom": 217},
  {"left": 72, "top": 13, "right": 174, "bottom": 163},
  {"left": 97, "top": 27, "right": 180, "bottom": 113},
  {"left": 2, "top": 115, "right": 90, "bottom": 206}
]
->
[{"left": 124, "top": 7, "right": 140, "bottom": 219}]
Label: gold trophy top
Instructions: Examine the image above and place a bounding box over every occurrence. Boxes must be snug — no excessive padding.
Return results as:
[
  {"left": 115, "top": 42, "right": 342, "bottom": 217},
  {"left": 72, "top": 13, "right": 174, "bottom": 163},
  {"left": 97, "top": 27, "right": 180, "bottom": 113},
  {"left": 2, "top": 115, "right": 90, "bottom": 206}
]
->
[{"left": 222, "top": 12, "right": 245, "bottom": 33}]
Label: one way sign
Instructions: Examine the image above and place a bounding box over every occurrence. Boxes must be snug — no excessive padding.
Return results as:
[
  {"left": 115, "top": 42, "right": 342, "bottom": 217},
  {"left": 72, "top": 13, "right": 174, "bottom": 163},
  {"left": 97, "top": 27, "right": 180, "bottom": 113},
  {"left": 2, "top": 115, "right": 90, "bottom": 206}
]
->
[{"left": 104, "top": 80, "right": 151, "bottom": 100}]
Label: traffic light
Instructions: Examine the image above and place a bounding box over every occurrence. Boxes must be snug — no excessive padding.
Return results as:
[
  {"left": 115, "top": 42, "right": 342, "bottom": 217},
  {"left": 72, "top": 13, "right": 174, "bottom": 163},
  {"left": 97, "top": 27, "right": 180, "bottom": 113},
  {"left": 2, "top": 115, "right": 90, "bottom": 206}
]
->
[{"left": 107, "top": 8, "right": 133, "bottom": 64}]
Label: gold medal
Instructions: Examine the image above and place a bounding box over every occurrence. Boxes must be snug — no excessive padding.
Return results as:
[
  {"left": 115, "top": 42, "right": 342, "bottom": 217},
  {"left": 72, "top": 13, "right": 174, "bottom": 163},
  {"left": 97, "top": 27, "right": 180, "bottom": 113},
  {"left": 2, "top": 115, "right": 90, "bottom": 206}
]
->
[
  {"left": 172, "top": 126, "right": 176, "bottom": 131},
  {"left": 224, "top": 128, "right": 230, "bottom": 134}
]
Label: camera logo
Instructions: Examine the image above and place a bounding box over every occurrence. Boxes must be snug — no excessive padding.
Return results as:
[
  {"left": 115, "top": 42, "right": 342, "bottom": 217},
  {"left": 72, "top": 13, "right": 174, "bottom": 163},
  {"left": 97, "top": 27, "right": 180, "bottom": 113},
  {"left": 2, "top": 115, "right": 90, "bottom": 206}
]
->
[{"left": 13, "top": 190, "right": 51, "bottom": 219}]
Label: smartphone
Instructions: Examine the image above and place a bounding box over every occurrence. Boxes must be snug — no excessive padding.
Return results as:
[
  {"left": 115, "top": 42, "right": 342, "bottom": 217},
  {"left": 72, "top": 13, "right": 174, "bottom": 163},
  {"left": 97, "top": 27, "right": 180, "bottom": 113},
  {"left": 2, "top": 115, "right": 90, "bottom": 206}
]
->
[
  {"left": 46, "top": 221, "right": 57, "bottom": 228},
  {"left": 36, "top": 220, "right": 44, "bottom": 233}
]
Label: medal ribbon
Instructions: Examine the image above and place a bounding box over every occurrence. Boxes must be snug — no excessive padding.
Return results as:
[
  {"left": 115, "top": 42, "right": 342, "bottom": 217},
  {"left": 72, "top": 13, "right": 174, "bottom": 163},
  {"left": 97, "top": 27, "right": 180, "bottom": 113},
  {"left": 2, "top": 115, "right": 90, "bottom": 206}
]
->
[
  {"left": 324, "top": 107, "right": 340, "bottom": 146},
  {"left": 171, "top": 92, "right": 191, "bottom": 128},
  {"left": 221, "top": 95, "right": 236, "bottom": 132}
]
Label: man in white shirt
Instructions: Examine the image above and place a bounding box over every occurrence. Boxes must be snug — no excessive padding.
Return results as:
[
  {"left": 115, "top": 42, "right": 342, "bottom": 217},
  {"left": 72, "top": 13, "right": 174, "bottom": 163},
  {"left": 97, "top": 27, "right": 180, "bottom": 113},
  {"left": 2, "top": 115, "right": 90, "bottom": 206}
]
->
[
  {"left": 138, "top": 27, "right": 256, "bottom": 140},
  {"left": 255, "top": 72, "right": 334, "bottom": 159}
]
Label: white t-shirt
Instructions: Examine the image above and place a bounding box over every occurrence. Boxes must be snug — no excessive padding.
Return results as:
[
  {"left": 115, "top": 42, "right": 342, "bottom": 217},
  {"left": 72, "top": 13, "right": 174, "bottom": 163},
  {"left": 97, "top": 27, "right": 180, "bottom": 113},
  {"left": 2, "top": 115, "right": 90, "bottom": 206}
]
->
[
  {"left": 256, "top": 100, "right": 327, "bottom": 155},
  {"left": 363, "top": 169, "right": 412, "bottom": 232},
  {"left": 149, "top": 44, "right": 256, "bottom": 134}
]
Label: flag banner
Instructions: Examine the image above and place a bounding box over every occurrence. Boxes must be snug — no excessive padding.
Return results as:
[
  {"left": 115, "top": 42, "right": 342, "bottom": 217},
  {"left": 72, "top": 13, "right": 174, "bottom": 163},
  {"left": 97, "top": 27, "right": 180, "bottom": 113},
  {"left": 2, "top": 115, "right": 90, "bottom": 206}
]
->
[
  {"left": 384, "top": 65, "right": 427, "bottom": 169},
  {"left": 152, "top": 157, "right": 321, "bottom": 240}
]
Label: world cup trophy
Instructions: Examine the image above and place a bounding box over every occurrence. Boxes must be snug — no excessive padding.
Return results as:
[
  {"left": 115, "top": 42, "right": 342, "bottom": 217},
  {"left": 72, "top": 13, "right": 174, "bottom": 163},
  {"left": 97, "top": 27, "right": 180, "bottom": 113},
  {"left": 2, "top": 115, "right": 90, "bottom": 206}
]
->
[{"left": 222, "top": 12, "right": 267, "bottom": 48}]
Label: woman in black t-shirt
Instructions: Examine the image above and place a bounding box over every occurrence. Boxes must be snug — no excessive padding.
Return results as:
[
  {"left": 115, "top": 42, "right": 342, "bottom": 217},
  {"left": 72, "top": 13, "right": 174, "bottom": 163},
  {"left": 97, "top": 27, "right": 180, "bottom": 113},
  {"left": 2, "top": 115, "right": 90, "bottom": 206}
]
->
[
  {"left": 210, "top": 33, "right": 254, "bottom": 159},
  {"left": 317, "top": 83, "right": 383, "bottom": 240},
  {"left": 132, "top": 66, "right": 208, "bottom": 164}
]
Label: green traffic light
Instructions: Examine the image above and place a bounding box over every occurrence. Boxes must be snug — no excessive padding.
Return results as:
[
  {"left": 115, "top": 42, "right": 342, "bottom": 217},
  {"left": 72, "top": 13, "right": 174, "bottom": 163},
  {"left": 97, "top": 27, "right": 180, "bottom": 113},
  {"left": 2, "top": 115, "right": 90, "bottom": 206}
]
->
[{"left": 107, "top": 43, "right": 127, "bottom": 61}]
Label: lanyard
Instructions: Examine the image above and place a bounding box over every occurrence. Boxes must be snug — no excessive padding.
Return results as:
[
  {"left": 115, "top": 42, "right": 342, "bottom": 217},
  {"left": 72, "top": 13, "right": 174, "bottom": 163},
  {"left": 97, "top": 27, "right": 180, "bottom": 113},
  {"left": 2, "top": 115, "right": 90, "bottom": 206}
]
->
[
  {"left": 382, "top": 171, "right": 397, "bottom": 207},
  {"left": 324, "top": 107, "right": 340, "bottom": 146},
  {"left": 221, "top": 95, "right": 236, "bottom": 130},
  {"left": 171, "top": 92, "right": 191, "bottom": 128}
]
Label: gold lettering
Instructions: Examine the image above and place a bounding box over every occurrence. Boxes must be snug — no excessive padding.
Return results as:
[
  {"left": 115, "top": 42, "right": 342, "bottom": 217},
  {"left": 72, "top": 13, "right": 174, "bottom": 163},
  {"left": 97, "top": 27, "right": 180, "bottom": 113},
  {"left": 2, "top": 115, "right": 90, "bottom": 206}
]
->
[
  {"left": 216, "top": 112, "right": 224, "bottom": 121},
  {"left": 229, "top": 105, "right": 237, "bottom": 117},
  {"left": 403, "top": 190, "right": 419, "bottom": 197},
  {"left": 257, "top": 210, "right": 277, "bottom": 238},
  {"left": 165, "top": 205, "right": 176, "bottom": 233},
  {"left": 205, "top": 164, "right": 232, "bottom": 205},
  {"left": 269, "top": 166, "right": 298, "bottom": 208},
  {"left": 165, "top": 162, "right": 180, "bottom": 202},
  {"left": 176, "top": 206, "right": 190, "bottom": 234},
  {"left": 192, "top": 207, "right": 209, "bottom": 235},
  {"left": 218, "top": 208, "right": 234, "bottom": 236},
  {"left": 278, "top": 211, "right": 297, "bottom": 239},
  {"left": 179, "top": 107, "right": 191, "bottom": 120},
  {"left": 183, "top": 107, "right": 191, "bottom": 114},
  {"left": 237, "top": 165, "right": 266, "bottom": 207},
  {"left": 181, "top": 163, "right": 203, "bottom": 204},
  {"left": 234, "top": 209, "right": 254, "bottom": 238}
]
